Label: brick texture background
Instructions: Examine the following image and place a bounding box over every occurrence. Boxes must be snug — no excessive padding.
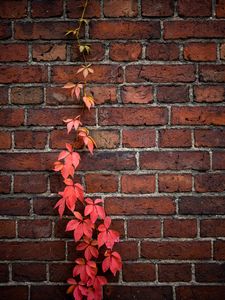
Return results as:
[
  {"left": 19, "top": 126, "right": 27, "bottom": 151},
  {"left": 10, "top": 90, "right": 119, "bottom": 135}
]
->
[{"left": 0, "top": 0, "right": 225, "bottom": 299}]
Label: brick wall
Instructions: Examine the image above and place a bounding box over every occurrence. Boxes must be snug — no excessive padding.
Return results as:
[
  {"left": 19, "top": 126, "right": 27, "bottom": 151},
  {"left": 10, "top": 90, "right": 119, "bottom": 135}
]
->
[{"left": 0, "top": 0, "right": 225, "bottom": 299}]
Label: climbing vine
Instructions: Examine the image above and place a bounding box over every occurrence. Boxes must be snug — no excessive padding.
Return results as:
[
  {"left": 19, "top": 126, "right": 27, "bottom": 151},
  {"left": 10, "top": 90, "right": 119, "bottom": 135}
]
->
[{"left": 53, "top": 1, "right": 122, "bottom": 299}]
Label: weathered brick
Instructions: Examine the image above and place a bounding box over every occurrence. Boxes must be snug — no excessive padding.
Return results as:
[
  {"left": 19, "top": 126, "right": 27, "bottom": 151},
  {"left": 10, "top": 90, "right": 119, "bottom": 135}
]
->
[
  {"left": 176, "top": 286, "right": 225, "bottom": 300},
  {"left": 52, "top": 64, "right": 123, "bottom": 83},
  {"left": 0, "top": 264, "right": 9, "bottom": 282},
  {"left": 12, "top": 263, "right": 46, "bottom": 281},
  {"left": 164, "top": 20, "right": 225, "bottom": 39},
  {"left": 201, "top": 219, "right": 225, "bottom": 237},
  {"left": 127, "top": 219, "right": 161, "bottom": 238},
  {"left": 0, "top": 87, "right": 8, "bottom": 105},
  {"left": 184, "top": 43, "right": 216, "bottom": 61},
  {"left": 179, "top": 196, "right": 225, "bottom": 215},
  {"left": 99, "top": 107, "right": 168, "bottom": 125},
  {"left": 214, "top": 241, "right": 225, "bottom": 260},
  {"left": 195, "top": 129, "right": 225, "bottom": 147},
  {"left": 11, "top": 87, "right": 43, "bottom": 104},
  {"left": 195, "top": 174, "right": 225, "bottom": 192},
  {"left": 105, "top": 197, "right": 175, "bottom": 215},
  {"left": 0, "top": 108, "right": 24, "bottom": 127},
  {"left": 0, "top": 175, "right": 11, "bottom": 193},
  {"left": 159, "top": 174, "right": 192, "bottom": 192},
  {"left": 140, "top": 151, "right": 209, "bottom": 171},
  {"left": 126, "top": 65, "right": 195, "bottom": 83},
  {"left": 104, "top": 0, "right": 138, "bottom": 17},
  {"left": 110, "top": 42, "right": 141, "bottom": 61},
  {"left": 199, "top": 65, "right": 225, "bottom": 82},
  {"left": 0, "top": 287, "right": 28, "bottom": 300},
  {"left": 66, "top": 0, "right": 101, "bottom": 18},
  {"left": 18, "top": 220, "right": 52, "bottom": 238},
  {"left": 91, "top": 130, "right": 120, "bottom": 149},
  {"left": 142, "top": 0, "right": 174, "bottom": 16},
  {"left": 49, "top": 263, "right": 73, "bottom": 282},
  {"left": 122, "top": 129, "right": 156, "bottom": 148},
  {"left": 0, "top": 44, "right": 28, "bottom": 62},
  {"left": 216, "top": 0, "right": 225, "bottom": 17},
  {"left": 146, "top": 43, "right": 179, "bottom": 61},
  {"left": 114, "top": 241, "right": 138, "bottom": 261},
  {"left": 194, "top": 85, "right": 225, "bottom": 103},
  {"left": 157, "top": 85, "right": 189, "bottom": 103},
  {"left": 0, "top": 22, "right": 11, "bottom": 39},
  {"left": 0, "top": 66, "right": 47, "bottom": 83},
  {"left": 141, "top": 241, "right": 211, "bottom": 260},
  {"left": 0, "top": 198, "right": 30, "bottom": 216},
  {"left": 70, "top": 42, "right": 105, "bottom": 62},
  {"left": 123, "top": 263, "right": 155, "bottom": 282},
  {"left": 221, "top": 43, "right": 225, "bottom": 60},
  {"left": 0, "top": 131, "right": 11, "bottom": 149},
  {"left": 30, "top": 286, "right": 66, "bottom": 300},
  {"left": 33, "top": 44, "right": 66, "bottom": 61},
  {"left": 172, "top": 106, "right": 225, "bottom": 126},
  {"left": 14, "top": 174, "right": 48, "bottom": 193},
  {"left": 0, "top": 0, "right": 27, "bottom": 18},
  {"left": 177, "top": 0, "right": 212, "bottom": 16},
  {"left": 33, "top": 197, "right": 58, "bottom": 216},
  {"left": 31, "top": 0, "right": 63, "bottom": 17},
  {"left": 213, "top": 151, "right": 225, "bottom": 170},
  {"left": 159, "top": 129, "right": 192, "bottom": 148},
  {"left": 85, "top": 173, "right": 118, "bottom": 193},
  {"left": 0, "top": 220, "right": 16, "bottom": 238},
  {"left": 163, "top": 219, "right": 197, "bottom": 237},
  {"left": 15, "top": 131, "right": 47, "bottom": 149},
  {"left": 158, "top": 264, "right": 191, "bottom": 282},
  {"left": 121, "top": 85, "right": 153, "bottom": 104},
  {"left": 195, "top": 263, "right": 225, "bottom": 282},
  {"left": 121, "top": 174, "right": 155, "bottom": 193},
  {"left": 90, "top": 21, "right": 160, "bottom": 39}
]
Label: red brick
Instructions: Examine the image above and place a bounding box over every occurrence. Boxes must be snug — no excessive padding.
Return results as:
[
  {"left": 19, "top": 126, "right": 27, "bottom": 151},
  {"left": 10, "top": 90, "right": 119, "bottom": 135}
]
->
[
  {"left": 158, "top": 264, "right": 191, "bottom": 282},
  {"left": 213, "top": 151, "right": 225, "bottom": 170},
  {"left": 177, "top": 0, "right": 212, "bottom": 16},
  {"left": 33, "top": 44, "right": 66, "bottom": 61},
  {"left": 194, "top": 85, "right": 225, "bottom": 103},
  {"left": 104, "top": 0, "right": 138, "bottom": 17},
  {"left": 0, "top": 44, "right": 28, "bottom": 62},
  {"left": 141, "top": 241, "right": 211, "bottom": 260},
  {"left": 0, "top": 108, "right": 24, "bottom": 127},
  {"left": 140, "top": 151, "right": 209, "bottom": 171},
  {"left": 146, "top": 43, "right": 179, "bottom": 61},
  {"left": 164, "top": 20, "right": 225, "bottom": 39},
  {"left": 85, "top": 173, "right": 118, "bottom": 193},
  {"left": 121, "top": 174, "right": 155, "bottom": 193},
  {"left": 12, "top": 263, "right": 46, "bottom": 281},
  {"left": 216, "top": 0, "right": 225, "bottom": 17},
  {"left": 195, "top": 129, "right": 225, "bottom": 147},
  {"left": 31, "top": 0, "right": 63, "bottom": 17},
  {"left": 49, "top": 129, "right": 74, "bottom": 149},
  {"left": 67, "top": 0, "right": 101, "bottom": 18},
  {"left": 0, "top": 87, "right": 8, "bottom": 105},
  {"left": 71, "top": 42, "right": 105, "bottom": 62},
  {"left": 122, "top": 129, "right": 156, "bottom": 148},
  {"left": 0, "top": 131, "right": 11, "bottom": 149},
  {"left": 195, "top": 263, "right": 225, "bottom": 282},
  {"left": 199, "top": 65, "right": 225, "bottom": 82},
  {"left": 0, "top": 241, "right": 65, "bottom": 260},
  {"left": 127, "top": 219, "right": 161, "bottom": 238},
  {"left": 91, "top": 130, "right": 120, "bottom": 149},
  {"left": 114, "top": 241, "right": 138, "bottom": 261},
  {"left": 18, "top": 220, "right": 52, "bottom": 238},
  {"left": 14, "top": 174, "right": 48, "bottom": 193},
  {"left": 0, "top": 66, "right": 47, "bottom": 83},
  {"left": 221, "top": 43, "right": 225, "bottom": 59},
  {"left": 15, "top": 21, "right": 81, "bottom": 40},
  {"left": 11, "top": 87, "right": 43, "bottom": 104},
  {"left": 159, "top": 174, "right": 192, "bottom": 193},
  {"left": 172, "top": 106, "right": 225, "bottom": 126},
  {"left": 163, "top": 219, "right": 197, "bottom": 238},
  {"left": 0, "top": 264, "right": 9, "bottom": 282},
  {"left": 15, "top": 131, "right": 47, "bottom": 149},
  {"left": 177, "top": 286, "right": 225, "bottom": 300},
  {"left": 50, "top": 173, "right": 77, "bottom": 193},
  {"left": 88, "top": 86, "right": 117, "bottom": 104},
  {"left": 90, "top": 20, "right": 160, "bottom": 39},
  {"left": 0, "top": 175, "right": 11, "bottom": 193},
  {"left": 121, "top": 85, "right": 153, "bottom": 104},
  {"left": 99, "top": 107, "right": 168, "bottom": 125},
  {"left": 0, "top": 22, "right": 11, "bottom": 39},
  {"left": 214, "top": 241, "right": 225, "bottom": 260},
  {"left": 195, "top": 174, "right": 225, "bottom": 193},
  {"left": 159, "top": 129, "right": 192, "bottom": 148},
  {"left": 123, "top": 263, "right": 155, "bottom": 282},
  {"left": 28, "top": 108, "right": 96, "bottom": 126},
  {"left": 33, "top": 197, "right": 58, "bottom": 216},
  {"left": 105, "top": 197, "right": 175, "bottom": 215},
  {"left": 30, "top": 286, "right": 66, "bottom": 300},
  {"left": 0, "top": 198, "right": 30, "bottom": 216},
  {"left": 179, "top": 196, "right": 225, "bottom": 215},
  {"left": 110, "top": 42, "right": 141, "bottom": 61},
  {"left": 184, "top": 43, "right": 216, "bottom": 61},
  {"left": 201, "top": 219, "right": 225, "bottom": 237},
  {"left": 142, "top": 0, "right": 174, "bottom": 16},
  {"left": 0, "top": 287, "right": 28, "bottom": 300},
  {"left": 104, "top": 286, "right": 173, "bottom": 300},
  {"left": 0, "top": 220, "right": 16, "bottom": 238},
  {"left": 49, "top": 263, "right": 73, "bottom": 282},
  {"left": 111, "top": 219, "right": 125, "bottom": 238},
  {"left": 126, "top": 65, "right": 195, "bottom": 83},
  {"left": 52, "top": 64, "right": 123, "bottom": 83},
  {"left": 0, "top": 0, "right": 27, "bottom": 18},
  {"left": 157, "top": 85, "right": 189, "bottom": 103}
]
